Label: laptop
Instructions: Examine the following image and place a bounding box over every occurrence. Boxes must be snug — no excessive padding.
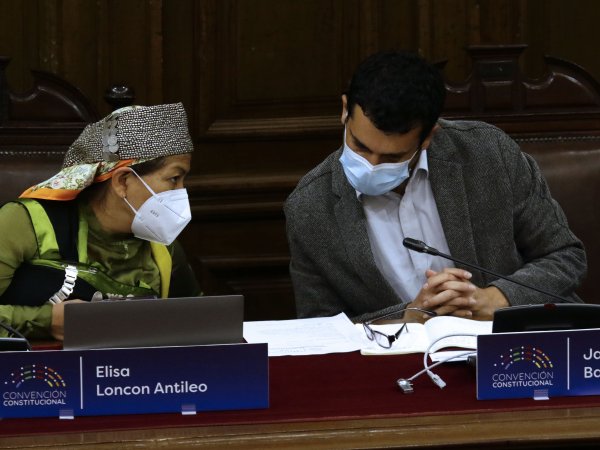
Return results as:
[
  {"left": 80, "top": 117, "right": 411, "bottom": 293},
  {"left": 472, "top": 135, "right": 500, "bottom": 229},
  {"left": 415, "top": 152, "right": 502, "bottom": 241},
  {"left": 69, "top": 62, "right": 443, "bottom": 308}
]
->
[{"left": 63, "top": 295, "right": 244, "bottom": 350}]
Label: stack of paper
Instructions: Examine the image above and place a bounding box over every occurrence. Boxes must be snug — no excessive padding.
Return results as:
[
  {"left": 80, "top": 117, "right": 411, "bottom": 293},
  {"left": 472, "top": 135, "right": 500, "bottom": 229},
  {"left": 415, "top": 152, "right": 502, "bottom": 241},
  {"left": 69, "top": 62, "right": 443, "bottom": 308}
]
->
[
  {"left": 243, "top": 313, "right": 363, "bottom": 356},
  {"left": 244, "top": 313, "right": 492, "bottom": 358}
]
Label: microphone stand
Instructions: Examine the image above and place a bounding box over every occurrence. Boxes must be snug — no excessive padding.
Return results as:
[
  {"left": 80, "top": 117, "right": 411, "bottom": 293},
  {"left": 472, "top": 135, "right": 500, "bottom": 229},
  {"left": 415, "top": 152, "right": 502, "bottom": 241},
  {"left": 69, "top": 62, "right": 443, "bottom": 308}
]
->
[{"left": 402, "top": 238, "right": 573, "bottom": 303}]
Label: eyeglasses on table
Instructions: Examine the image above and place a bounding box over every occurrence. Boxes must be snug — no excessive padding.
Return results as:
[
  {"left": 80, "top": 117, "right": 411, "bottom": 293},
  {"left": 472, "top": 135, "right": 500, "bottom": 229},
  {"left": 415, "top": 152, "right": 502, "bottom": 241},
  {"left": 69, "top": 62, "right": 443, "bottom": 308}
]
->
[{"left": 362, "top": 307, "right": 436, "bottom": 349}]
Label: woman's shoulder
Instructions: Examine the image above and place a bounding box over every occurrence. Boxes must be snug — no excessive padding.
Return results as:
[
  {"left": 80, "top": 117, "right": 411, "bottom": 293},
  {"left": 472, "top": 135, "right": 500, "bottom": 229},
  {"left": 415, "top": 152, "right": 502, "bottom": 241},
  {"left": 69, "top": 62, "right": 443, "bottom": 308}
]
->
[
  {"left": 0, "top": 201, "right": 38, "bottom": 272},
  {"left": 0, "top": 201, "right": 33, "bottom": 224}
]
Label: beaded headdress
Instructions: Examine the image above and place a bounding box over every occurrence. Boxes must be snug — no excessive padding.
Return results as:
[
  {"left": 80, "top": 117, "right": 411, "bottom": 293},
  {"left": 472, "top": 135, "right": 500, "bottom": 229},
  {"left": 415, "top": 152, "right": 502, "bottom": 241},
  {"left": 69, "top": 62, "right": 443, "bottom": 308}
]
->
[
  {"left": 63, "top": 103, "right": 193, "bottom": 167},
  {"left": 20, "top": 103, "right": 193, "bottom": 201}
]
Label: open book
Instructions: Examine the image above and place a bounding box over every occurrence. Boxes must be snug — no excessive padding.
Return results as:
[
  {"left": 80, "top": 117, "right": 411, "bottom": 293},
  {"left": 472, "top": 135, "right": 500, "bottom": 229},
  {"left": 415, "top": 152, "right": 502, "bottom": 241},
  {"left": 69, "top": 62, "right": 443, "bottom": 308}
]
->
[{"left": 358, "top": 316, "right": 492, "bottom": 355}]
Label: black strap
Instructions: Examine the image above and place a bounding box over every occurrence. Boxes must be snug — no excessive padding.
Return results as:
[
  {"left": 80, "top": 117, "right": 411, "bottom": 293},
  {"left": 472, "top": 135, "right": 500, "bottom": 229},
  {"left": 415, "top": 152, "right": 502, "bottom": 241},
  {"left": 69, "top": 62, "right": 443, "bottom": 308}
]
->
[
  {"left": 37, "top": 200, "right": 79, "bottom": 262},
  {"left": 0, "top": 263, "right": 96, "bottom": 306},
  {"left": 0, "top": 199, "right": 93, "bottom": 305}
]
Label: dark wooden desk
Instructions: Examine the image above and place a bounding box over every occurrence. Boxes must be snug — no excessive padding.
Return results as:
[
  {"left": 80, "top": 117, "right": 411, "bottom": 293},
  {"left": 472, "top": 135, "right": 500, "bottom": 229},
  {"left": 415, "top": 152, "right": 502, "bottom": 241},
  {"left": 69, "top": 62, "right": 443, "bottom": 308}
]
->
[
  {"left": 4, "top": 407, "right": 600, "bottom": 449},
  {"left": 2, "top": 351, "right": 600, "bottom": 449}
]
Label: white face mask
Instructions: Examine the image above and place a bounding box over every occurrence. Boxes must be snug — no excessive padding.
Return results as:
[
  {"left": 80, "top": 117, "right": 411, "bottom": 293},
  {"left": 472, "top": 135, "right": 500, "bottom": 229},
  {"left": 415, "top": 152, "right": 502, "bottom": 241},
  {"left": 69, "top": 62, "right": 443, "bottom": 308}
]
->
[
  {"left": 339, "top": 127, "right": 419, "bottom": 196},
  {"left": 123, "top": 169, "right": 192, "bottom": 245}
]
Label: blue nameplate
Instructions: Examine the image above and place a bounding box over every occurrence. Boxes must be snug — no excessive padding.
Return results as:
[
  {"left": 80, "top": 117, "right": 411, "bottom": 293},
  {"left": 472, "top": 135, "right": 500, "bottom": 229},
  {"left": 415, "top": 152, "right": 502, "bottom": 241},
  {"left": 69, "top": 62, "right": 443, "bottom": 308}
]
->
[
  {"left": 0, "top": 343, "right": 268, "bottom": 418},
  {"left": 477, "top": 329, "right": 600, "bottom": 400}
]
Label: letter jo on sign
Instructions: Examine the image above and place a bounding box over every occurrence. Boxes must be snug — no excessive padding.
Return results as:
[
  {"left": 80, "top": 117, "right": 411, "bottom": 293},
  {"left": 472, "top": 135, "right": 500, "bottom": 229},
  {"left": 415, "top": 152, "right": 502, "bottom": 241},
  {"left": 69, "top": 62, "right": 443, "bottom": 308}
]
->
[{"left": 477, "top": 328, "right": 600, "bottom": 400}]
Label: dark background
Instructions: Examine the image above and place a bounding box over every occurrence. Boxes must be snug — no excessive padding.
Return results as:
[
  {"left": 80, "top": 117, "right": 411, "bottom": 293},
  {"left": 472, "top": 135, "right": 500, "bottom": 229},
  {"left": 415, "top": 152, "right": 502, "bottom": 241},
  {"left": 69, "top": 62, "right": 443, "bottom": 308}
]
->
[{"left": 1, "top": 0, "right": 598, "bottom": 320}]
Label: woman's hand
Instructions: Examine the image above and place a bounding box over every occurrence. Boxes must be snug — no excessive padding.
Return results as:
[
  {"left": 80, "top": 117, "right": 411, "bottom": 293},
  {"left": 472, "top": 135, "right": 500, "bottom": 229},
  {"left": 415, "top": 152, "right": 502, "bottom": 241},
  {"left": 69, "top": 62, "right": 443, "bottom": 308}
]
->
[{"left": 51, "top": 299, "right": 86, "bottom": 341}]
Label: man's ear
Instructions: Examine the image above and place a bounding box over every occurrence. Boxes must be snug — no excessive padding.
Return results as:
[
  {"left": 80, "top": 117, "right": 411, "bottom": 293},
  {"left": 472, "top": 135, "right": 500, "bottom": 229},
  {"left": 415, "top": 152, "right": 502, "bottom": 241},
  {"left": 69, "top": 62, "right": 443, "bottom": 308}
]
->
[
  {"left": 421, "top": 123, "right": 441, "bottom": 149},
  {"left": 341, "top": 94, "right": 348, "bottom": 125},
  {"left": 110, "top": 167, "right": 132, "bottom": 198}
]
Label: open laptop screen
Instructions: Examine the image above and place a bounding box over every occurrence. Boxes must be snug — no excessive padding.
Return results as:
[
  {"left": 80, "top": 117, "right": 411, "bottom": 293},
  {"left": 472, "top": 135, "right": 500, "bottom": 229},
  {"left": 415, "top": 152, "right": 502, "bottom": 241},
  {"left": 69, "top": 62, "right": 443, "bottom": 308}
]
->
[{"left": 63, "top": 295, "right": 244, "bottom": 350}]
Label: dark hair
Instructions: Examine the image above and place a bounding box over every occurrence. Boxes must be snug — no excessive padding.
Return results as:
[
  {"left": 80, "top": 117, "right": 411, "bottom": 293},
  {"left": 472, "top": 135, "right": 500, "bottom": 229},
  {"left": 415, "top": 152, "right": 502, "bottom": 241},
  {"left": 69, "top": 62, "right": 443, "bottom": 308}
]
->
[
  {"left": 346, "top": 51, "right": 446, "bottom": 142},
  {"left": 79, "top": 156, "right": 168, "bottom": 203},
  {"left": 129, "top": 156, "right": 168, "bottom": 176}
]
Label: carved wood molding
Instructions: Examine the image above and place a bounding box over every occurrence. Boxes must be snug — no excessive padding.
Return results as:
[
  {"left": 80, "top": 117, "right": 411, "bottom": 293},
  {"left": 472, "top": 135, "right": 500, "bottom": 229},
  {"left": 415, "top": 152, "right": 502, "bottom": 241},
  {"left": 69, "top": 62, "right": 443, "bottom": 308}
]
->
[
  {"left": 204, "top": 115, "right": 340, "bottom": 139},
  {"left": 198, "top": 44, "right": 600, "bottom": 140},
  {"left": 0, "top": 60, "right": 97, "bottom": 124},
  {"left": 186, "top": 172, "right": 302, "bottom": 218},
  {"left": 0, "top": 57, "right": 98, "bottom": 152},
  {"left": 197, "top": 255, "right": 290, "bottom": 269},
  {"left": 194, "top": 254, "right": 294, "bottom": 320},
  {"left": 442, "top": 45, "right": 600, "bottom": 134}
]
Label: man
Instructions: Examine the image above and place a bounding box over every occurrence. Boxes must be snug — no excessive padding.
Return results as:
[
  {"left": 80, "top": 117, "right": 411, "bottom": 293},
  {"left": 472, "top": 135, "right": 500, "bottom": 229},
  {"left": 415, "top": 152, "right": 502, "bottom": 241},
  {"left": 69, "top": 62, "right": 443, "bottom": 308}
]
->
[{"left": 284, "top": 51, "right": 586, "bottom": 323}]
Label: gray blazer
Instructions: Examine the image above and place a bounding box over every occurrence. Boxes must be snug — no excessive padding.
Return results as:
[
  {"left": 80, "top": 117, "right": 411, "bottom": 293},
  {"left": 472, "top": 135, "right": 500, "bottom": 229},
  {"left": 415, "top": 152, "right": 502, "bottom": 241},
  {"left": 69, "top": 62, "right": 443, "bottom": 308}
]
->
[{"left": 284, "top": 120, "right": 586, "bottom": 322}]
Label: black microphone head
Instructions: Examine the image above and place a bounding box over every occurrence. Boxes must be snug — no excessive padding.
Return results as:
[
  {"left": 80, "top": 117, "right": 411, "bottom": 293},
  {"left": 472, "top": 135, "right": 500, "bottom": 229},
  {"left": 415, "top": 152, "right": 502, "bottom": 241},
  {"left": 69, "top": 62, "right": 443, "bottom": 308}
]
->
[{"left": 403, "top": 238, "right": 439, "bottom": 255}]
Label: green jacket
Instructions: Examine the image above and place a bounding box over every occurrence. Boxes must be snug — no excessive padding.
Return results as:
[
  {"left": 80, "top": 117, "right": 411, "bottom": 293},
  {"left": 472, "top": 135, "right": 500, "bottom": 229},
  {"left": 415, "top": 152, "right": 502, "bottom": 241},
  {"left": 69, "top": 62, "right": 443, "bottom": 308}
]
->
[{"left": 0, "top": 199, "right": 199, "bottom": 338}]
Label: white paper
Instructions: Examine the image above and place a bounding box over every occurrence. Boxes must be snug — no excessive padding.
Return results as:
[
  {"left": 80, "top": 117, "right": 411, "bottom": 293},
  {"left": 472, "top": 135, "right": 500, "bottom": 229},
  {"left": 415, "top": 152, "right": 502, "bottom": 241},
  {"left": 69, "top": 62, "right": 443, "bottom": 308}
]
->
[{"left": 243, "top": 313, "right": 364, "bottom": 356}]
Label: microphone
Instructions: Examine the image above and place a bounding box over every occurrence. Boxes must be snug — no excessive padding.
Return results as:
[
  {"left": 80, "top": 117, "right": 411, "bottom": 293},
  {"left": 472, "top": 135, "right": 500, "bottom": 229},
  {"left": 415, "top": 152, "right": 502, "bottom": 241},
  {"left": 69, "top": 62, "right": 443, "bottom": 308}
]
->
[{"left": 402, "top": 237, "right": 572, "bottom": 303}]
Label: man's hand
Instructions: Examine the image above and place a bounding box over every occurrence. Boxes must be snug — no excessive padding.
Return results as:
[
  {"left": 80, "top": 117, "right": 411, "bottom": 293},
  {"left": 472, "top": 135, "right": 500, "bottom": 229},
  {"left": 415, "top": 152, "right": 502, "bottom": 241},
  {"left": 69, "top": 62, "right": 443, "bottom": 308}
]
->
[
  {"left": 469, "top": 285, "right": 510, "bottom": 320},
  {"left": 405, "top": 268, "right": 476, "bottom": 322},
  {"left": 407, "top": 268, "right": 510, "bottom": 322}
]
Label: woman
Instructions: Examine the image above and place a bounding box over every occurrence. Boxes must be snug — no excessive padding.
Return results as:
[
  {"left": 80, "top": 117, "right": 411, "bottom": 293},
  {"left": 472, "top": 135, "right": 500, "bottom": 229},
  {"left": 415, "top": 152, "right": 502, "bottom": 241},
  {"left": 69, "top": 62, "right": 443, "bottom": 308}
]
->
[{"left": 0, "top": 103, "right": 199, "bottom": 340}]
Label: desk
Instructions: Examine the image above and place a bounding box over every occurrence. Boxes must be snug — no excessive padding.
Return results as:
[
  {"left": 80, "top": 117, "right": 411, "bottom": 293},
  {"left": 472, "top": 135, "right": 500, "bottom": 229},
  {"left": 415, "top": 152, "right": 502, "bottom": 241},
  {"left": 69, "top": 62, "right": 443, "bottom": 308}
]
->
[{"left": 2, "top": 352, "right": 600, "bottom": 449}]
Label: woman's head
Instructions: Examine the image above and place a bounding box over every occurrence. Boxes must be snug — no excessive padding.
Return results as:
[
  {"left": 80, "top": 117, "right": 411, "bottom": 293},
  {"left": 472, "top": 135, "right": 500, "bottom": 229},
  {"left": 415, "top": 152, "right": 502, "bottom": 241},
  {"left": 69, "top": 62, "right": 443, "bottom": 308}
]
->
[
  {"left": 76, "top": 152, "right": 192, "bottom": 244},
  {"left": 20, "top": 103, "right": 193, "bottom": 201},
  {"left": 20, "top": 103, "right": 195, "bottom": 244}
]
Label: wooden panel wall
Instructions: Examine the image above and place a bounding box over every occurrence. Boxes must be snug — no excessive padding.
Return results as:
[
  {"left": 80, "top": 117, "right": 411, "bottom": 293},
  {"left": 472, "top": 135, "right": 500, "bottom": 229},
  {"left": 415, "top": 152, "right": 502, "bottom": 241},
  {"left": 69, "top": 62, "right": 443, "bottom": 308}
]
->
[{"left": 1, "top": 0, "right": 600, "bottom": 319}]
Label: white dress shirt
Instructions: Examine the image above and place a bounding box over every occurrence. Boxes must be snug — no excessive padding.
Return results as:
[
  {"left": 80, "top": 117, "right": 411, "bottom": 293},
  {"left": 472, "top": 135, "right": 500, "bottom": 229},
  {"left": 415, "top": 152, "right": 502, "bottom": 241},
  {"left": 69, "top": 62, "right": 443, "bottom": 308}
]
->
[{"left": 360, "top": 150, "right": 453, "bottom": 302}]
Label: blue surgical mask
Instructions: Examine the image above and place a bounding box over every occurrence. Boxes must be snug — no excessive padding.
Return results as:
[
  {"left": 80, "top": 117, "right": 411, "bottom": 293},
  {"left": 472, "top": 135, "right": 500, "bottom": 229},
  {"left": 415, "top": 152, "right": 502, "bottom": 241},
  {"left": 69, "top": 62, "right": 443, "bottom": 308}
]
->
[{"left": 339, "top": 128, "right": 419, "bottom": 196}]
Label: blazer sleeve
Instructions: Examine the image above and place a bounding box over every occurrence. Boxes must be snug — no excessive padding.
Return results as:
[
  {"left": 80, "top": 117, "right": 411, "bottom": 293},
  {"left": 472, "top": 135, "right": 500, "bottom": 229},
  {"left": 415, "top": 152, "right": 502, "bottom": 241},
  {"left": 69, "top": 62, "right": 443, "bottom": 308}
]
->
[
  {"left": 285, "top": 196, "right": 409, "bottom": 322},
  {"left": 489, "top": 132, "right": 586, "bottom": 304}
]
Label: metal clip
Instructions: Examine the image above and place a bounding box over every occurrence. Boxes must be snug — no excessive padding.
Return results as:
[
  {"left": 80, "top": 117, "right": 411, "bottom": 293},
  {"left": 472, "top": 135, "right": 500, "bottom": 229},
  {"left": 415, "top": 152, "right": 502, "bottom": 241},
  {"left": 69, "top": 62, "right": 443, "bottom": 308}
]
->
[
  {"left": 48, "top": 265, "right": 78, "bottom": 304},
  {"left": 102, "top": 115, "right": 120, "bottom": 161},
  {"left": 396, "top": 378, "right": 414, "bottom": 394}
]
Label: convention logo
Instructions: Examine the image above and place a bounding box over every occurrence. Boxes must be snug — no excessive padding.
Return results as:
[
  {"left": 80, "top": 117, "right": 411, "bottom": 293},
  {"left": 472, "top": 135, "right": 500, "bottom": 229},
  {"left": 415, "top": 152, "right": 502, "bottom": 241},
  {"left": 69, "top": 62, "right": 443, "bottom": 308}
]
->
[
  {"left": 490, "top": 345, "right": 555, "bottom": 389},
  {"left": 2, "top": 364, "right": 68, "bottom": 408}
]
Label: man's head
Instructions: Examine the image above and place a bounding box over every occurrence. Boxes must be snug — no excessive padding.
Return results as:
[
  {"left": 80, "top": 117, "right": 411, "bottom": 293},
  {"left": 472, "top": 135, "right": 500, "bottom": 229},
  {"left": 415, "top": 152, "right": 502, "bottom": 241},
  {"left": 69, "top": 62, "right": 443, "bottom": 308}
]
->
[
  {"left": 338, "top": 51, "right": 446, "bottom": 195},
  {"left": 343, "top": 51, "right": 445, "bottom": 145}
]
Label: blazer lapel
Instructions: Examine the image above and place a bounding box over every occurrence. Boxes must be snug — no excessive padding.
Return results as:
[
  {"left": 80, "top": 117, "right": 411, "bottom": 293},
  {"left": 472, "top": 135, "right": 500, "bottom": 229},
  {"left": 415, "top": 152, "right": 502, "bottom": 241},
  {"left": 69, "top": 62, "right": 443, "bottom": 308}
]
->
[
  {"left": 428, "top": 144, "right": 482, "bottom": 285},
  {"left": 331, "top": 150, "right": 402, "bottom": 302}
]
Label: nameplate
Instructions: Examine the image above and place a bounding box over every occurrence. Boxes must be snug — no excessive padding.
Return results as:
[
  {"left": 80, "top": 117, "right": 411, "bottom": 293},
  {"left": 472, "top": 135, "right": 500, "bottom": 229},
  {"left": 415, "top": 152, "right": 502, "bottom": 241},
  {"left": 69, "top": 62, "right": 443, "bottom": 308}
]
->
[
  {"left": 0, "top": 343, "right": 268, "bottom": 419},
  {"left": 477, "top": 328, "right": 600, "bottom": 400}
]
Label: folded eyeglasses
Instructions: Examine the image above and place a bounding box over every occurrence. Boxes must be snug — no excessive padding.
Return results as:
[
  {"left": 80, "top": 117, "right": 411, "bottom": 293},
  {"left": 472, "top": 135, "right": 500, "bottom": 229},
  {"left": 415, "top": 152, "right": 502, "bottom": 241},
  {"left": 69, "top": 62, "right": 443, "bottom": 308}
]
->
[
  {"left": 363, "top": 321, "right": 409, "bottom": 349},
  {"left": 362, "top": 307, "right": 436, "bottom": 349}
]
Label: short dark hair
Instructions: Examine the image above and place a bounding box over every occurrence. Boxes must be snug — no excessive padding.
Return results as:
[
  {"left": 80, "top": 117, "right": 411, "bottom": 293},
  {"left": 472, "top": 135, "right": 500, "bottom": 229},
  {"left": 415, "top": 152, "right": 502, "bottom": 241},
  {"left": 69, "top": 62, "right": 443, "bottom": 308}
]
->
[{"left": 346, "top": 51, "right": 446, "bottom": 142}]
